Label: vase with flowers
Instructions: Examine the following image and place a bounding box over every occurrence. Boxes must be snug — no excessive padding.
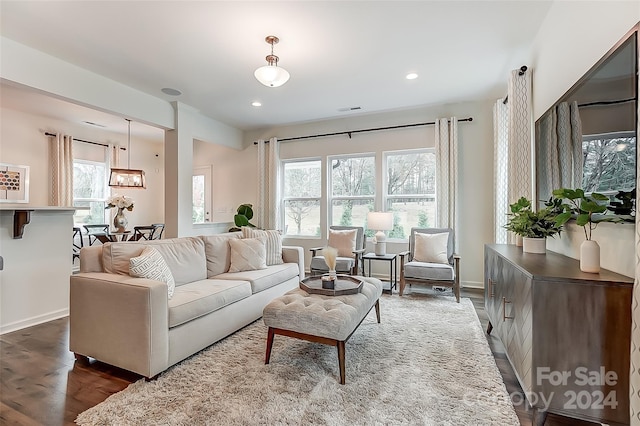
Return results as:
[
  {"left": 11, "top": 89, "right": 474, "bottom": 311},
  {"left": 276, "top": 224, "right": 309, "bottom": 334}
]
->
[
  {"left": 321, "top": 246, "right": 338, "bottom": 289},
  {"left": 106, "top": 194, "right": 134, "bottom": 233}
]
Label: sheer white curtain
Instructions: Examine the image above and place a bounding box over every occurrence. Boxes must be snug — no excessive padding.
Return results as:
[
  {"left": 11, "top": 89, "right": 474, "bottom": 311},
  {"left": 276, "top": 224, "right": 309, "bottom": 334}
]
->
[
  {"left": 493, "top": 100, "right": 509, "bottom": 243},
  {"left": 492, "top": 68, "right": 533, "bottom": 244},
  {"left": 256, "top": 137, "right": 281, "bottom": 230},
  {"left": 435, "top": 117, "right": 459, "bottom": 247},
  {"left": 48, "top": 133, "right": 74, "bottom": 206}
]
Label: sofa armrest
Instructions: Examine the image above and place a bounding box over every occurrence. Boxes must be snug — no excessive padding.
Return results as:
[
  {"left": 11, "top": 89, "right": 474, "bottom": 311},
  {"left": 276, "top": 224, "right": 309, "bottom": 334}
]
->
[
  {"left": 79, "top": 245, "right": 104, "bottom": 272},
  {"left": 69, "top": 272, "right": 169, "bottom": 378},
  {"left": 282, "top": 246, "right": 305, "bottom": 281}
]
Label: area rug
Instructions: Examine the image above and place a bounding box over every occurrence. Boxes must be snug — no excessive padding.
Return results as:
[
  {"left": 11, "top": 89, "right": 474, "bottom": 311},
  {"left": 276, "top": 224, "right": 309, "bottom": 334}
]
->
[{"left": 76, "top": 294, "right": 519, "bottom": 425}]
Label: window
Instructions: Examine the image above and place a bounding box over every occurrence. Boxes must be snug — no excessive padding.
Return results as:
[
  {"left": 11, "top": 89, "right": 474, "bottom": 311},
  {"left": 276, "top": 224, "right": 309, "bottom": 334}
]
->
[
  {"left": 73, "top": 159, "right": 107, "bottom": 225},
  {"left": 282, "top": 160, "right": 321, "bottom": 236},
  {"left": 193, "top": 166, "right": 212, "bottom": 223},
  {"left": 330, "top": 155, "right": 375, "bottom": 227},
  {"left": 384, "top": 149, "right": 436, "bottom": 239},
  {"left": 582, "top": 132, "right": 636, "bottom": 194}
]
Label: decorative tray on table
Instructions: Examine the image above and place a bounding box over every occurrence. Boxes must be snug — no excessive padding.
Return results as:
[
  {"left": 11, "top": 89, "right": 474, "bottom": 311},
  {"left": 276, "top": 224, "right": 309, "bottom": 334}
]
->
[{"left": 299, "top": 274, "right": 363, "bottom": 296}]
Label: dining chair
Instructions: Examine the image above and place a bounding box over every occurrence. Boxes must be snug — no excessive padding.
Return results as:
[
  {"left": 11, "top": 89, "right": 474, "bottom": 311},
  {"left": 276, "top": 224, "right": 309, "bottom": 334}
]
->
[
  {"left": 310, "top": 226, "right": 366, "bottom": 276},
  {"left": 398, "top": 227, "right": 460, "bottom": 302},
  {"left": 130, "top": 223, "right": 165, "bottom": 241},
  {"left": 83, "top": 224, "right": 109, "bottom": 246},
  {"left": 72, "top": 227, "right": 83, "bottom": 262}
]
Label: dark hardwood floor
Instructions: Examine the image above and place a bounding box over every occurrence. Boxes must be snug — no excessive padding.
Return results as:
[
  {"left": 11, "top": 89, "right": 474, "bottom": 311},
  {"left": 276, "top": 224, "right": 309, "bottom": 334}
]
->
[{"left": 1, "top": 287, "right": 598, "bottom": 425}]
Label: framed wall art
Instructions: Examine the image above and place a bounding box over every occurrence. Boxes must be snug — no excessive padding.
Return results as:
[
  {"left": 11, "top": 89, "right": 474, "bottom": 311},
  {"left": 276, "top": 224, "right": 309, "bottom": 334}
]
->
[{"left": 0, "top": 163, "right": 30, "bottom": 203}]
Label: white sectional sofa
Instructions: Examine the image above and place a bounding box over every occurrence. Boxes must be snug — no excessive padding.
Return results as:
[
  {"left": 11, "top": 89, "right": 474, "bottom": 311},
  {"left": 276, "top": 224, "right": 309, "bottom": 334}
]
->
[{"left": 69, "top": 232, "right": 304, "bottom": 378}]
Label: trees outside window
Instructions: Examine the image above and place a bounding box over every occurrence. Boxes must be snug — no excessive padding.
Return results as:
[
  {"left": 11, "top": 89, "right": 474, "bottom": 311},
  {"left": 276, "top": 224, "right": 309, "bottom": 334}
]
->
[
  {"left": 582, "top": 133, "right": 636, "bottom": 193},
  {"left": 73, "top": 160, "right": 107, "bottom": 225},
  {"left": 384, "top": 149, "right": 436, "bottom": 239},
  {"left": 283, "top": 160, "right": 321, "bottom": 236},
  {"left": 329, "top": 156, "right": 375, "bottom": 227}
]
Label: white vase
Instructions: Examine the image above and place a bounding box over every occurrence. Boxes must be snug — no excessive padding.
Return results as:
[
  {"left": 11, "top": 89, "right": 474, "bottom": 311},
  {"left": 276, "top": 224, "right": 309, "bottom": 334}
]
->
[
  {"left": 580, "top": 240, "right": 600, "bottom": 273},
  {"left": 522, "top": 237, "right": 546, "bottom": 254}
]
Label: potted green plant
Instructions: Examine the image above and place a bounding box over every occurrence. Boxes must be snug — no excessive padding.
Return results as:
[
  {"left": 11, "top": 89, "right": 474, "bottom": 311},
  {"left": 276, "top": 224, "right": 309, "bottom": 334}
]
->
[
  {"left": 228, "top": 203, "right": 256, "bottom": 232},
  {"left": 504, "top": 197, "right": 562, "bottom": 253},
  {"left": 552, "top": 188, "right": 619, "bottom": 273}
]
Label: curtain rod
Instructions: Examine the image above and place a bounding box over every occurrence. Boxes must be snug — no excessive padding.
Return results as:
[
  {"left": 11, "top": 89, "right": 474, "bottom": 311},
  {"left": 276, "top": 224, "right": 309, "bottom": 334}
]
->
[
  {"left": 44, "top": 132, "right": 126, "bottom": 151},
  {"left": 578, "top": 97, "right": 636, "bottom": 108},
  {"left": 253, "top": 117, "right": 473, "bottom": 144}
]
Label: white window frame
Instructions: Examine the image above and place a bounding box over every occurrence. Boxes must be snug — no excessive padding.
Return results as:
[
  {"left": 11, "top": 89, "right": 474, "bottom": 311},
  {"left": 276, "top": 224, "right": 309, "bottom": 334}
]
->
[
  {"left": 73, "top": 158, "right": 108, "bottom": 225},
  {"left": 328, "top": 153, "right": 376, "bottom": 228},
  {"left": 281, "top": 158, "right": 323, "bottom": 238},
  {"left": 383, "top": 148, "right": 436, "bottom": 241}
]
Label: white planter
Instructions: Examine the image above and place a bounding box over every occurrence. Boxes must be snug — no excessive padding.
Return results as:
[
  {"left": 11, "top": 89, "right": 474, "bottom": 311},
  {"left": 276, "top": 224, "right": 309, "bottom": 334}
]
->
[
  {"left": 522, "top": 237, "right": 546, "bottom": 254},
  {"left": 515, "top": 235, "right": 523, "bottom": 247},
  {"left": 580, "top": 240, "right": 600, "bottom": 273}
]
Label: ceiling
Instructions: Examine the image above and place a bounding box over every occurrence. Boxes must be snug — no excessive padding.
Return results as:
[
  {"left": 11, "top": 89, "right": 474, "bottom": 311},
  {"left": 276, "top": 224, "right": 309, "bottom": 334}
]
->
[{"left": 0, "top": 1, "right": 553, "bottom": 136}]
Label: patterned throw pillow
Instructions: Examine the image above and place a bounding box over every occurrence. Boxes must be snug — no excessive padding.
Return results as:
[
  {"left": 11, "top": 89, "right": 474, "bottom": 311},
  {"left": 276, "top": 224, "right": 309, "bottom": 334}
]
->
[
  {"left": 241, "top": 227, "right": 283, "bottom": 266},
  {"left": 413, "top": 232, "right": 450, "bottom": 264},
  {"left": 228, "top": 237, "right": 268, "bottom": 272},
  {"left": 328, "top": 228, "right": 358, "bottom": 258},
  {"left": 129, "top": 246, "right": 176, "bottom": 299}
]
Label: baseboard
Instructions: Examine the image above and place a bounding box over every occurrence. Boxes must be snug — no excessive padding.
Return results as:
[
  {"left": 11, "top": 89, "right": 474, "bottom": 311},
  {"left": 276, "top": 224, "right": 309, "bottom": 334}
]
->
[
  {"left": 0, "top": 308, "right": 69, "bottom": 335},
  {"left": 461, "top": 280, "right": 483, "bottom": 289}
]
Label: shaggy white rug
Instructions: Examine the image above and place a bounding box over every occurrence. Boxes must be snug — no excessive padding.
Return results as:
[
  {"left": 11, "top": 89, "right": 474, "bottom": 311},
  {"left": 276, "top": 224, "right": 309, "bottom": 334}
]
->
[{"left": 76, "top": 294, "right": 519, "bottom": 425}]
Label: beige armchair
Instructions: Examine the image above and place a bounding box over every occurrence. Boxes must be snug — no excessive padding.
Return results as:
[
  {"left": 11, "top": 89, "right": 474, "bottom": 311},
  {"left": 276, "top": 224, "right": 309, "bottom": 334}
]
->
[
  {"left": 310, "top": 226, "right": 366, "bottom": 276},
  {"left": 399, "top": 227, "right": 461, "bottom": 302}
]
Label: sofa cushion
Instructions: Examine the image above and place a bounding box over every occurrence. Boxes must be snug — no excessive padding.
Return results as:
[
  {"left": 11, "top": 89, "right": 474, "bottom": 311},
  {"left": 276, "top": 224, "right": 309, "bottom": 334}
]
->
[
  {"left": 241, "top": 227, "right": 283, "bottom": 266},
  {"left": 201, "top": 233, "right": 242, "bottom": 277},
  {"left": 129, "top": 246, "right": 176, "bottom": 299},
  {"left": 168, "top": 279, "right": 252, "bottom": 328},
  {"left": 215, "top": 263, "right": 299, "bottom": 294},
  {"left": 228, "top": 237, "right": 267, "bottom": 272},
  {"left": 102, "top": 237, "right": 207, "bottom": 286}
]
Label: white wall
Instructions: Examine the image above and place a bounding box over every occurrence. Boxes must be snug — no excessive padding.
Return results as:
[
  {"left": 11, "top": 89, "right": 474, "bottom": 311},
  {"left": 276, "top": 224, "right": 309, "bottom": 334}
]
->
[
  {"left": 0, "top": 107, "right": 165, "bottom": 227},
  {"left": 530, "top": 2, "right": 639, "bottom": 277},
  {"left": 246, "top": 100, "right": 494, "bottom": 288}
]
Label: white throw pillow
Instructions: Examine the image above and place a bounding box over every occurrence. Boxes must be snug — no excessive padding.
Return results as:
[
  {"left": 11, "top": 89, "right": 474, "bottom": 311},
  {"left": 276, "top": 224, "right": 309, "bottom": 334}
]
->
[
  {"left": 228, "top": 237, "right": 267, "bottom": 272},
  {"left": 327, "top": 228, "right": 358, "bottom": 258},
  {"left": 241, "top": 227, "right": 283, "bottom": 266},
  {"left": 413, "top": 232, "right": 450, "bottom": 264},
  {"left": 129, "top": 246, "right": 176, "bottom": 299}
]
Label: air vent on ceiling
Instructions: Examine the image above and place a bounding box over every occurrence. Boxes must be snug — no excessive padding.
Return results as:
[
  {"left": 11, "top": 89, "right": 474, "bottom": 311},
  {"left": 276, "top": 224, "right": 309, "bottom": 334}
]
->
[
  {"left": 82, "top": 121, "right": 106, "bottom": 127},
  {"left": 338, "top": 106, "right": 362, "bottom": 112}
]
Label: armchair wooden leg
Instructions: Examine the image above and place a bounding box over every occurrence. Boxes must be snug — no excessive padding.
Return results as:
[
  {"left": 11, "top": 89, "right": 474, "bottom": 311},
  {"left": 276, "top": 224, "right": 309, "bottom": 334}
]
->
[{"left": 399, "top": 277, "right": 406, "bottom": 296}]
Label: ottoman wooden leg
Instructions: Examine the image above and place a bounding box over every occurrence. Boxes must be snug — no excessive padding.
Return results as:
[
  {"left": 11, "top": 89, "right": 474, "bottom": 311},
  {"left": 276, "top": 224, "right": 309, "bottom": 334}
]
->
[
  {"left": 374, "top": 299, "right": 380, "bottom": 323},
  {"left": 265, "top": 327, "right": 275, "bottom": 364},
  {"left": 337, "top": 340, "right": 346, "bottom": 385}
]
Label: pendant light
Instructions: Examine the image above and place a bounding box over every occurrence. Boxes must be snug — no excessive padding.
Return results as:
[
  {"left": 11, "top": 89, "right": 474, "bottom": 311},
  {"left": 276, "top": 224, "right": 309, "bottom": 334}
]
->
[
  {"left": 109, "top": 119, "right": 146, "bottom": 188},
  {"left": 254, "top": 35, "right": 290, "bottom": 88}
]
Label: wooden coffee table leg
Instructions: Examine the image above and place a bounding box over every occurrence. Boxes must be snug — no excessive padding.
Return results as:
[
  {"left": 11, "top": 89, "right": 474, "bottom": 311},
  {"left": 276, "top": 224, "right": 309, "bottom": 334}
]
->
[
  {"left": 337, "top": 340, "right": 346, "bottom": 385},
  {"left": 265, "top": 327, "right": 275, "bottom": 364},
  {"left": 374, "top": 299, "right": 380, "bottom": 323}
]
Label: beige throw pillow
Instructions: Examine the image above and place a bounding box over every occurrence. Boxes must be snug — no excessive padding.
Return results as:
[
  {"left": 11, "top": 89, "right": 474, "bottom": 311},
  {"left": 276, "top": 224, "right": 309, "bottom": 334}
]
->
[
  {"left": 328, "top": 228, "right": 358, "bottom": 258},
  {"left": 228, "top": 237, "right": 267, "bottom": 272},
  {"left": 241, "top": 227, "right": 283, "bottom": 266},
  {"left": 129, "top": 246, "right": 176, "bottom": 299},
  {"left": 413, "top": 232, "right": 449, "bottom": 264}
]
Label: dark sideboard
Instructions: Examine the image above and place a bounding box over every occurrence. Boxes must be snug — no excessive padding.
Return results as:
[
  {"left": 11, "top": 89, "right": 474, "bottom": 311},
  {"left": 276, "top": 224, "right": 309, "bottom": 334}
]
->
[{"left": 484, "top": 244, "right": 633, "bottom": 426}]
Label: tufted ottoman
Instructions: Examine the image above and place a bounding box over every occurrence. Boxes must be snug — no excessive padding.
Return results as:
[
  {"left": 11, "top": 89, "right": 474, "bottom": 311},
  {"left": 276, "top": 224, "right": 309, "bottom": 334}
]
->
[{"left": 262, "top": 276, "right": 383, "bottom": 384}]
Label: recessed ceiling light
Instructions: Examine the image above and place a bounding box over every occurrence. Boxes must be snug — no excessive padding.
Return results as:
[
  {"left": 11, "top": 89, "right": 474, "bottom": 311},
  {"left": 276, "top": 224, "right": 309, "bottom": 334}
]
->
[
  {"left": 252, "top": 101, "right": 262, "bottom": 107},
  {"left": 406, "top": 73, "right": 418, "bottom": 80},
  {"left": 161, "top": 87, "right": 182, "bottom": 96}
]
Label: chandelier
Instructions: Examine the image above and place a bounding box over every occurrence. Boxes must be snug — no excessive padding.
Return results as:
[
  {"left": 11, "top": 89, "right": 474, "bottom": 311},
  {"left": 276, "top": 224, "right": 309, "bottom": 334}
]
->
[{"left": 254, "top": 35, "right": 290, "bottom": 88}]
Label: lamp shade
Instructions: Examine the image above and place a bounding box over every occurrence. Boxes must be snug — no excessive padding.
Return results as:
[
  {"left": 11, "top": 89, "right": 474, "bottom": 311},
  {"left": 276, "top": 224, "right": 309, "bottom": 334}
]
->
[
  {"left": 254, "top": 65, "right": 290, "bottom": 87},
  {"left": 367, "top": 211, "right": 393, "bottom": 231}
]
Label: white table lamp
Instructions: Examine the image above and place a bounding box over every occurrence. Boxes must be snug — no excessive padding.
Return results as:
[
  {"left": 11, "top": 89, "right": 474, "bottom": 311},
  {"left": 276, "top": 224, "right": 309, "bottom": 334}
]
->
[{"left": 367, "top": 212, "right": 394, "bottom": 256}]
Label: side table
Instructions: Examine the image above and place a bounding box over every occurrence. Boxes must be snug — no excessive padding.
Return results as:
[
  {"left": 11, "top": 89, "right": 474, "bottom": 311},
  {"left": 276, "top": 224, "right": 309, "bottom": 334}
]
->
[{"left": 362, "top": 252, "right": 397, "bottom": 294}]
